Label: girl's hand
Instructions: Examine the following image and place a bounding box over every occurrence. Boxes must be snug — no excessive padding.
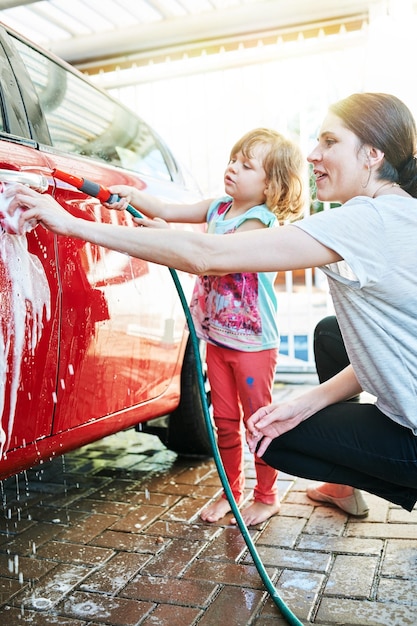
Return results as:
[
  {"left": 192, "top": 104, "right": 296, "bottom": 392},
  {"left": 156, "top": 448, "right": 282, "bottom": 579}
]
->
[
  {"left": 246, "top": 401, "right": 306, "bottom": 456},
  {"left": 133, "top": 216, "right": 169, "bottom": 229},
  {"left": 103, "top": 185, "right": 137, "bottom": 211}
]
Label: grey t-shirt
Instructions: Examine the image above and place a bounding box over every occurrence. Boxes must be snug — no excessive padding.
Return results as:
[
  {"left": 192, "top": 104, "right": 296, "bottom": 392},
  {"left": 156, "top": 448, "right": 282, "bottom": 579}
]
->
[{"left": 295, "top": 194, "right": 417, "bottom": 433}]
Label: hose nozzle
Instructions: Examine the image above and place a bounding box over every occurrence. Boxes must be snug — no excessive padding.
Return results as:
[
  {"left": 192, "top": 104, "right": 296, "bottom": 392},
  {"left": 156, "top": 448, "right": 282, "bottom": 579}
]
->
[{"left": 52, "top": 168, "right": 143, "bottom": 218}]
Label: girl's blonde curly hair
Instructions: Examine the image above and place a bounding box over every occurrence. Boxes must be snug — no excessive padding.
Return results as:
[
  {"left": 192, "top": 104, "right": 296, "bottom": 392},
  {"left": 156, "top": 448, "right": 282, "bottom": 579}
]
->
[{"left": 230, "top": 128, "right": 305, "bottom": 222}]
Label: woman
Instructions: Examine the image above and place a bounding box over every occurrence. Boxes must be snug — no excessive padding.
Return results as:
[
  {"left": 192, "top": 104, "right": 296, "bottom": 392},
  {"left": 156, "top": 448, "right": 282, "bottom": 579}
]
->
[{"left": 9, "top": 92, "right": 417, "bottom": 515}]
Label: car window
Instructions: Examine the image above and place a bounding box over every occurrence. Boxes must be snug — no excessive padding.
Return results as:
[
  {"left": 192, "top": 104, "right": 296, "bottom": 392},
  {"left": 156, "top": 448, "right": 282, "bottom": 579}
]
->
[
  {"left": 0, "top": 94, "right": 5, "bottom": 132},
  {"left": 11, "top": 35, "right": 173, "bottom": 181}
]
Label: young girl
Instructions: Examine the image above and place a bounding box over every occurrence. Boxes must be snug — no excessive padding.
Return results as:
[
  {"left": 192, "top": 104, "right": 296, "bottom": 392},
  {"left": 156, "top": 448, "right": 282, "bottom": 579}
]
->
[{"left": 102, "top": 128, "right": 305, "bottom": 525}]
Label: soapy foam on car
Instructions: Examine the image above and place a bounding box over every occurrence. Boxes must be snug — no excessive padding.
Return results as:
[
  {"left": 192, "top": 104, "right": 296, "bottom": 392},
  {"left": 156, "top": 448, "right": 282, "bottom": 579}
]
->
[
  {"left": 0, "top": 183, "right": 51, "bottom": 457},
  {"left": 0, "top": 181, "right": 37, "bottom": 235}
]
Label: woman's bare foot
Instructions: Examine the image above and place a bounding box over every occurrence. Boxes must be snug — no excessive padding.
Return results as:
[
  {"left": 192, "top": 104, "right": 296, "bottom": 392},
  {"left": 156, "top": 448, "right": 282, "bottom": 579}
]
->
[
  {"left": 200, "top": 497, "right": 232, "bottom": 523},
  {"left": 311, "top": 483, "right": 354, "bottom": 498},
  {"left": 231, "top": 499, "right": 280, "bottom": 526},
  {"left": 306, "top": 483, "right": 369, "bottom": 517}
]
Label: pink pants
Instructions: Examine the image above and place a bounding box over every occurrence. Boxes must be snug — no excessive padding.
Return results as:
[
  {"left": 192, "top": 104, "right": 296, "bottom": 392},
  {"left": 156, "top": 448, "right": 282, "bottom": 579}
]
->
[{"left": 206, "top": 343, "right": 279, "bottom": 505}]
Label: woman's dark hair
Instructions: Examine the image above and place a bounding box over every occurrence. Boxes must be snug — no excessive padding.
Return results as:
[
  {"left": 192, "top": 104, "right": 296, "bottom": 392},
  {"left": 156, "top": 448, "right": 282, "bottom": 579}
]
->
[{"left": 330, "top": 93, "right": 417, "bottom": 197}]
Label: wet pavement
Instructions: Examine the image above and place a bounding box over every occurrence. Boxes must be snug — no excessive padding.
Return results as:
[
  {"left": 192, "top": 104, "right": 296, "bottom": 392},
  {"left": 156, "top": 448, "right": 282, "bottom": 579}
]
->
[{"left": 1, "top": 374, "right": 417, "bottom": 626}]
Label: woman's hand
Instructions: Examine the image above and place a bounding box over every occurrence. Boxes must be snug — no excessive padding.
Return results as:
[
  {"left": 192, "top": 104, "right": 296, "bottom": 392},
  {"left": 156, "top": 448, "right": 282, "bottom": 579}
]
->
[
  {"left": 5, "top": 184, "right": 77, "bottom": 236},
  {"left": 247, "top": 365, "right": 363, "bottom": 456},
  {"left": 246, "top": 400, "right": 308, "bottom": 457}
]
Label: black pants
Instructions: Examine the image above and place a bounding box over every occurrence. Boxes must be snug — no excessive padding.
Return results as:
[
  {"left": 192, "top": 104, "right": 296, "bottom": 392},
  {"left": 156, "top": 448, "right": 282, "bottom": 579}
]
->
[
  {"left": 262, "top": 315, "right": 417, "bottom": 511},
  {"left": 313, "top": 314, "right": 350, "bottom": 383}
]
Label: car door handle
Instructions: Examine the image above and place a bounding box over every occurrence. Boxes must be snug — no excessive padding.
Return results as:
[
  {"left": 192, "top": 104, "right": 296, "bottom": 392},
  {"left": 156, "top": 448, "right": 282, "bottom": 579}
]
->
[{"left": 0, "top": 169, "right": 48, "bottom": 192}]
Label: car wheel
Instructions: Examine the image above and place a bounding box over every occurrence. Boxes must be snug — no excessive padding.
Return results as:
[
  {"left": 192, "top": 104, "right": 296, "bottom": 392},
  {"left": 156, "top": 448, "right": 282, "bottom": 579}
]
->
[{"left": 166, "top": 336, "right": 213, "bottom": 457}]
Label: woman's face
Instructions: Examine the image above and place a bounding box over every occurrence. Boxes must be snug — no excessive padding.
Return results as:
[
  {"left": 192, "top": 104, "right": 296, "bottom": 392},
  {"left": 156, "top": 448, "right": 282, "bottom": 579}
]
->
[{"left": 308, "top": 112, "right": 368, "bottom": 204}]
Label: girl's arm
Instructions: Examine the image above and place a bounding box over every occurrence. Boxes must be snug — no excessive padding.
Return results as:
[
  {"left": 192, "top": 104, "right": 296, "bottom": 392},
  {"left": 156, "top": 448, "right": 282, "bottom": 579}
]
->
[
  {"left": 246, "top": 365, "right": 362, "bottom": 456},
  {"left": 104, "top": 184, "right": 212, "bottom": 224}
]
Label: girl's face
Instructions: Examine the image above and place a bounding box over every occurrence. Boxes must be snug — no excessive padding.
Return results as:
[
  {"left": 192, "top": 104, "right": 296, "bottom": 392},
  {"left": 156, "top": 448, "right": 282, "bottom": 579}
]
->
[
  {"left": 308, "top": 112, "right": 368, "bottom": 204},
  {"left": 224, "top": 144, "right": 268, "bottom": 207}
]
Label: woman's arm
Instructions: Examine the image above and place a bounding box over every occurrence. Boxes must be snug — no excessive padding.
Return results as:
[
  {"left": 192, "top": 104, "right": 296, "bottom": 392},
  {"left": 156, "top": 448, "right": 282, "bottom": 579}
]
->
[
  {"left": 10, "top": 185, "right": 341, "bottom": 275},
  {"left": 246, "top": 365, "right": 362, "bottom": 456}
]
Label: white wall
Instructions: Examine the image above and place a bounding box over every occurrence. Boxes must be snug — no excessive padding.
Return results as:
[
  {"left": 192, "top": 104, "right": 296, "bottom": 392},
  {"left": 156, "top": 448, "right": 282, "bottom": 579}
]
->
[
  {"left": 101, "top": 37, "right": 366, "bottom": 196},
  {"left": 91, "top": 5, "right": 417, "bottom": 196}
]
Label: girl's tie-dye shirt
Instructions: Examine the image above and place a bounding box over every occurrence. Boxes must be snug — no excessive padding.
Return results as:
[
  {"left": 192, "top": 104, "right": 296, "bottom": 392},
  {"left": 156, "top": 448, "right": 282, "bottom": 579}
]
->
[{"left": 190, "top": 196, "right": 279, "bottom": 351}]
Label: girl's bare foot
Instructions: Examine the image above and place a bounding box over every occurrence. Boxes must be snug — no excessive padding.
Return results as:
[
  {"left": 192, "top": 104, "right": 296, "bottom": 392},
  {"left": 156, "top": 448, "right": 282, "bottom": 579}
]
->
[
  {"left": 200, "top": 497, "right": 232, "bottom": 523},
  {"left": 231, "top": 499, "right": 280, "bottom": 526}
]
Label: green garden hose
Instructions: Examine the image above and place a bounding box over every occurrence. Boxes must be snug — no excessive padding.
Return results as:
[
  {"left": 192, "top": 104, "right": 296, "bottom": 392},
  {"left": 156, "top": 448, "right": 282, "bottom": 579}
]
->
[{"left": 168, "top": 265, "right": 304, "bottom": 626}]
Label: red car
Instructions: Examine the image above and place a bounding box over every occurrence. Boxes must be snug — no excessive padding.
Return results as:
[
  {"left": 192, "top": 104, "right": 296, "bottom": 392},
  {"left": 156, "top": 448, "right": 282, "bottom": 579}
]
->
[{"left": 0, "top": 22, "right": 212, "bottom": 479}]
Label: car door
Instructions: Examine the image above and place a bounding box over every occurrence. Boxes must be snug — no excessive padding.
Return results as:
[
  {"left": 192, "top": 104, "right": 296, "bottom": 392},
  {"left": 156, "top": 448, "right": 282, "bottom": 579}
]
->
[
  {"left": 45, "top": 156, "right": 190, "bottom": 437},
  {"left": 0, "top": 154, "right": 60, "bottom": 461}
]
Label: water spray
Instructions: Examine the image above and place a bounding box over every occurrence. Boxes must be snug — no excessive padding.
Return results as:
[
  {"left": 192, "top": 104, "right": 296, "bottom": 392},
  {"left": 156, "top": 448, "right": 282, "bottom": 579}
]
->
[{"left": 51, "top": 169, "right": 303, "bottom": 625}]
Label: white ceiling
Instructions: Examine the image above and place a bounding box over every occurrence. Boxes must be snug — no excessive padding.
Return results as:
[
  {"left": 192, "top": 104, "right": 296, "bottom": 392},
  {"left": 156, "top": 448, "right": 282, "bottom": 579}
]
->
[{"left": 0, "top": 0, "right": 379, "bottom": 72}]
